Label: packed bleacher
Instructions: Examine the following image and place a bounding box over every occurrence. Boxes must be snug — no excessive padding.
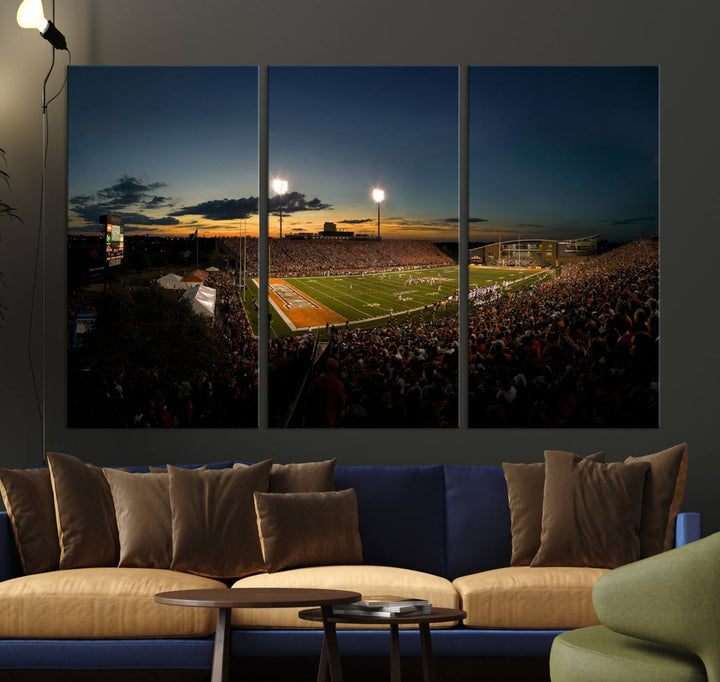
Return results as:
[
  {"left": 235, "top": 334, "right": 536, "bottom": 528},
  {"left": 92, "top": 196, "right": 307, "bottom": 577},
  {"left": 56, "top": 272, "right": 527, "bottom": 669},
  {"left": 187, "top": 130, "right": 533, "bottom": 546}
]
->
[
  {"left": 270, "top": 239, "right": 658, "bottom": 429},
  {"left": 68, "top": 271, "right": 258, "bottom": 428},
  {"left": 469, "top": 239, "right": 659, "bottom": 427},
  {"left": 272, "top": 305, "right": 459, "bottom": 428},
  {"left": 220, "top": 237, "right": 454, "bottom": 277}
]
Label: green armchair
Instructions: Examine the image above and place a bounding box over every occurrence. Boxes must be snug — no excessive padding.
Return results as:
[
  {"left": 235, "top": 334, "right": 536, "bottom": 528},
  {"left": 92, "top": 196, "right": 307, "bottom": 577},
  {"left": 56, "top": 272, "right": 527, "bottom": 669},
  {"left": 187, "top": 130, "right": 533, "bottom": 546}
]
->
[{"left": 550, "top": 532, "right": 720, "bottom": 682}]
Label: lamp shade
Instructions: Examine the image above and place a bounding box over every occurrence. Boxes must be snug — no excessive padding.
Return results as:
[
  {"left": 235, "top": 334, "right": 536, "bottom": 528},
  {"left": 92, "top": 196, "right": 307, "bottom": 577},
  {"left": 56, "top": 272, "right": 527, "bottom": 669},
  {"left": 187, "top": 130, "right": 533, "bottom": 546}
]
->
[{"left": 17, "top": 0, "right": 49, "bottom": 32}]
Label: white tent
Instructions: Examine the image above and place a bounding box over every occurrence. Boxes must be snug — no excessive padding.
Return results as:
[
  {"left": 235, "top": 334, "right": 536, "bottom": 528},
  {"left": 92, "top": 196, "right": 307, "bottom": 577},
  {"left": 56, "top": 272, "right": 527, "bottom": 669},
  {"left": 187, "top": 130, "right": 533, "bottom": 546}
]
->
[
  {"left": 182, "top": 284, "right": 216, "bottom": 318},
  {"left": 206, "top": 266, "right": 220, "bottom": 272},
  {"left": 157, "top": 273, "right": 193, "bottom": 290}
]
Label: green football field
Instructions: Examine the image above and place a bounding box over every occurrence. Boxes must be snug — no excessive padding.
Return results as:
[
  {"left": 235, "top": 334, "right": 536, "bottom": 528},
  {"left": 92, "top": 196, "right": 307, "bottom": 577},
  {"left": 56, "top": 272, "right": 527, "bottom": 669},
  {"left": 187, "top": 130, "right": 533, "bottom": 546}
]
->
[{"left": 255, "top": 265, "right": 548, "bottom": 339}]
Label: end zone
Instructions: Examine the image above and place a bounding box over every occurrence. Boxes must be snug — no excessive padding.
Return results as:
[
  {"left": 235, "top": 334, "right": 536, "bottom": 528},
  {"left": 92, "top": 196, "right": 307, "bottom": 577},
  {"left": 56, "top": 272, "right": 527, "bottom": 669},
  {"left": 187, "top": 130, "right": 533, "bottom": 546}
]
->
[{"left": 264, "top": 279, "right": 346, "bottom": 331}]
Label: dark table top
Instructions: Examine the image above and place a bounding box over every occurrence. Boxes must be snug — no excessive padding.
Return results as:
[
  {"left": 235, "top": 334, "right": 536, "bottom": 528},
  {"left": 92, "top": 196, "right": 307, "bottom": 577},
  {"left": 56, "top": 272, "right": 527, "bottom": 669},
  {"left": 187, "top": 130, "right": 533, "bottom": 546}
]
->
[
  {"left": 298, "top": 606, "right": 467, "bottom": 625},
  {"left": 155, "top": 587, "right": 362, "bottom": 609}
]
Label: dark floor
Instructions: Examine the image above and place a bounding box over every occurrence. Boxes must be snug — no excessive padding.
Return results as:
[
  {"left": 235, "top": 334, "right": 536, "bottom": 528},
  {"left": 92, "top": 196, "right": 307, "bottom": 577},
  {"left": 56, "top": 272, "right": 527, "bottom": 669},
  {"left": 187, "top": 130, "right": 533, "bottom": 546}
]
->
[{"left": 1, "top": 657, "right": 551, "bottom": 682}]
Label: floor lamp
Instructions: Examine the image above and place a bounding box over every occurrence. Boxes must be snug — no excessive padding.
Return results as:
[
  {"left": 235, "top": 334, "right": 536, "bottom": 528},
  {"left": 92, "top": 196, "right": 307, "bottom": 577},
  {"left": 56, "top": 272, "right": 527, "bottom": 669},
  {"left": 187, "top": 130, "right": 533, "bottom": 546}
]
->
[{"left": 16, "top": 0, "right": 70, "bottom": 463}]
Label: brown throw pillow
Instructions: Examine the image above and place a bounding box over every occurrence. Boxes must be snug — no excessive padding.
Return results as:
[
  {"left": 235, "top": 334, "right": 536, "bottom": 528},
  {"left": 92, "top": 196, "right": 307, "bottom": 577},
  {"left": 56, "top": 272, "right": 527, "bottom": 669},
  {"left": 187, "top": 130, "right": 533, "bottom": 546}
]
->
[
  {"left": 169, "top": 460, "right": 273, "bottom": 579},
  {"left": 47, "top": 452, "right": 120, "bottom": 569},
  {"left": 532, "top": 451, "right": 650, "bottom": 569},
  {"left": 0, "top": 468, "right": 59, "bottom": 574},
  {"left": 254, "top": 489, "right": 362, "bottom": 573},
  {"left": 502, "top": 451, "right": 605, "bottom": 566},
  {"left": 625, "top": 443, "right": 688, "bottom": 557},
  {"left": 103, "top": 469, "right": 173, "bottom": 569},
  {"left": 234, "top": 459, "right": 336, "bottom": 493}
]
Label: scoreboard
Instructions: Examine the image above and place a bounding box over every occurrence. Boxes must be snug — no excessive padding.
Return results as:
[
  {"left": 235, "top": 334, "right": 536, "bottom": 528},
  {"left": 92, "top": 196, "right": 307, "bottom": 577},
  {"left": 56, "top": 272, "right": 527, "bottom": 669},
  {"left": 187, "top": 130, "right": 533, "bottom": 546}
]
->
[{"left": 100, "top": 214, "right": 124, "bottom": 267}]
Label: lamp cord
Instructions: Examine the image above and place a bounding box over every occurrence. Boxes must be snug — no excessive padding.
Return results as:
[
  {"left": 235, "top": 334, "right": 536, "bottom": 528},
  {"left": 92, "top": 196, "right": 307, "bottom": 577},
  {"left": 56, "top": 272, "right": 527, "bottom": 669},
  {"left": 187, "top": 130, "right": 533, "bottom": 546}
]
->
[{"left": 28, "top": 9, "right": 71, "bottom": 465}]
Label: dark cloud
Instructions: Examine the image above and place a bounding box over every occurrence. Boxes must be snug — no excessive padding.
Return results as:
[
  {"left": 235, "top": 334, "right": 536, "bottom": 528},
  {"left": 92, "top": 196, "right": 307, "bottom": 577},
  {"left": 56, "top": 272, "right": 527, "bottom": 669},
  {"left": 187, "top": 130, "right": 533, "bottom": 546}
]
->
[
  {"left": 603, "top": 216, "right": 656, "bottom": 226},
  {"left": 69, "top": 175, "right": 176, "bottom": 225},
  {"left": 170, "top": 197, "right": 258, "bottom": 220},
  {"left": 68, "top": 223, "right": 162, "bottom": 234},
  {"left": 517, "top": 223, "right": 548, "bottom": 229},
  {"left": 339, "top": 218, "right": 373, "bottom": 224},
  {"left": 170, "top": 192, "right": 332, "bottom": 221},
  {"left": 444, "top": 217, "right": 488, "bottom": 223},
  {"left": 144, "top": 195, "right": 174, "bottom": 209},
  {"left": 69, "top": 200, "right": 180, "bottom": 226},
  {"left": 117, "top": 213, "right": 181, "bottom": 226},
  {"left": 96, "top": 175, "right": 167, "bottom": 207},
  {"left": 392, "top": 224, "right": 451, "bottom": 232},
  {"left": 271, "top": 192, "right": 332, "bottom": 214}
]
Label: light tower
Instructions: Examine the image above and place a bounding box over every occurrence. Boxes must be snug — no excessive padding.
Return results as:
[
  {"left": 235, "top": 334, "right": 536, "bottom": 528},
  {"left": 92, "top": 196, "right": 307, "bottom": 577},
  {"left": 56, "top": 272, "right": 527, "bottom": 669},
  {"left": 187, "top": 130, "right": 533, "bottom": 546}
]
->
[
  {"left": 372, "top": 188, "right": 385, "bottom": 240},
  {"left": 273, "top": 178, "right": 288, "bottom": 238}
]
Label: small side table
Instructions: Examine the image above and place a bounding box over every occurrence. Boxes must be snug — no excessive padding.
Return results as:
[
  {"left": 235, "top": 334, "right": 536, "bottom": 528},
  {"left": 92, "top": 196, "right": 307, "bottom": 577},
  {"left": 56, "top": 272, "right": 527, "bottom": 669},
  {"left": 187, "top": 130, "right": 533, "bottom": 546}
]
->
[
  {"left": 299, "top": 606, "right": 467, "bottom": 682},
  {"left": 156, "top": 587, "right": 360, "bottom": 682}
]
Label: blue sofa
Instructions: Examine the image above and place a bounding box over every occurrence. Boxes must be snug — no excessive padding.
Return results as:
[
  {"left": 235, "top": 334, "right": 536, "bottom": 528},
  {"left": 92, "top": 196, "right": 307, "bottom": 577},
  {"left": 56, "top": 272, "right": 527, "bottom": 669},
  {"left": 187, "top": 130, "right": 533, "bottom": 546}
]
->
[{"left": 0, "top": 464, "right": 702, "bottom": 672}]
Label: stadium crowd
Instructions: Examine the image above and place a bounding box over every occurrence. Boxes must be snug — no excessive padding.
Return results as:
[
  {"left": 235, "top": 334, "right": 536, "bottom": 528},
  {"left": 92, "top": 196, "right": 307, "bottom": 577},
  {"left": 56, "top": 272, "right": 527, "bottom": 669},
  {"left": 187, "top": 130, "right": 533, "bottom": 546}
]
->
[
  {"left": 69, "top": 271, "right": 258, "bottom": 428},
  {"left": 220, "top": 237, "right": 453, "bottom": 277},
  {"left": 469, "top": 239, "right": 659, "bottom": 427},
  {"left": 269, "top": 239, "right": 657, "bottom": 429},
  {"left": 275, "top": 311, "right": 459, "bottom": 428}
]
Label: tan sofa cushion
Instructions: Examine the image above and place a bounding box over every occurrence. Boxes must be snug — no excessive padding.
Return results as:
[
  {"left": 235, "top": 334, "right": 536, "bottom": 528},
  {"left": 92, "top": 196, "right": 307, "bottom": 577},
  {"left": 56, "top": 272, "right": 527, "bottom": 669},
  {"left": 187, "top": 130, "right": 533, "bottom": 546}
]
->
[
  {"left": 0, "top": 568, "right": 227, "bottom": 638},
  {"left": 453, "top": 567, "right": 609, "bottom": 629},
  {"left": 231, "top": 565, "right": 458, "bottom": 629}
]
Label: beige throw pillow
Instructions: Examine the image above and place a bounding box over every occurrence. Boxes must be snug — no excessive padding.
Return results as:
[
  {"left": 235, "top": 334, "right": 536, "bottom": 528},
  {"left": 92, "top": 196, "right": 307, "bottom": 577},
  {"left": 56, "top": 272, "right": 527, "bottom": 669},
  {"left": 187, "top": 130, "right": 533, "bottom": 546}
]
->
[
  {"left": 0, "top": 468, "right": 60, "bottom": 574},
  {"left": 625, "top": 443, "right": 688, "bottom": 556},
  {"left": 254, "top": 489, "right": 362, "bottom": 573},
  {"left": 103, "top": 469, "right": 173, "bottom": 569},
  {"left": 234, "top": 459, "right": 336, "bottom": 493},
  {"left": 47, "top": 452, "right": 121, "bottom": 569},
  {"left": 168, "top": 460, "right": 272, "bottom": 579},
  {"left": 502, "top": 451, "right": 605, "bottom": 566},
  {"left": 532, "top": 451, "right": 649, "bottom": 569}
]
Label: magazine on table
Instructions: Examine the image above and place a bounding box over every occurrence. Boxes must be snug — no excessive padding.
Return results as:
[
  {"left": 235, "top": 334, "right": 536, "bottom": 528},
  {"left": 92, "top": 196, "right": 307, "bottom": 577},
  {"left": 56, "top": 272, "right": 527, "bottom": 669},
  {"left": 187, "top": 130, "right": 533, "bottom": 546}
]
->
[{"left": 331, "top": 596, "right": 432, "bottom": 618}]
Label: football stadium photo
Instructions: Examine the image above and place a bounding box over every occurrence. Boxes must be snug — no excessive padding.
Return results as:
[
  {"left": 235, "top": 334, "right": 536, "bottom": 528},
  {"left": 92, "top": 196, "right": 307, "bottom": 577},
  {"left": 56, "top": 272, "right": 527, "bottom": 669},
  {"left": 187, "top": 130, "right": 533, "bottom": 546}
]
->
[{"left": 66, "top": 65, "right": 658, "bottom": 430}]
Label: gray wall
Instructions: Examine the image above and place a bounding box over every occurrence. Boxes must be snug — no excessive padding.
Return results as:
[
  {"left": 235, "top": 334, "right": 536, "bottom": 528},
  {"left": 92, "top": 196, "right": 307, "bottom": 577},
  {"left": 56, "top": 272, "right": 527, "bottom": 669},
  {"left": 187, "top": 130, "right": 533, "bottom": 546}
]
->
[{"left": 1, "top": 0, "right": 718, "bottom": 533}]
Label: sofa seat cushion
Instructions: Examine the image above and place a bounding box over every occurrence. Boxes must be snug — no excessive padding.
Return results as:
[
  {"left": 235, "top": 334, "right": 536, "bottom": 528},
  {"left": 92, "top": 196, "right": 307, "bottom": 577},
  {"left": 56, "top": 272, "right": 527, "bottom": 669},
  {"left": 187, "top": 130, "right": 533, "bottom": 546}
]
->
[
  {"left": 231, "top": 565, "right": 458, "bottom": 629},
  {"left": 0, "top": 568, "right": 227, "bottom": 638},
  {"left": 453, "top": 567, "right": 609, "bottom": 629},
  {"left": 550, "top": 625, "right": 707, "bottom": 682}
]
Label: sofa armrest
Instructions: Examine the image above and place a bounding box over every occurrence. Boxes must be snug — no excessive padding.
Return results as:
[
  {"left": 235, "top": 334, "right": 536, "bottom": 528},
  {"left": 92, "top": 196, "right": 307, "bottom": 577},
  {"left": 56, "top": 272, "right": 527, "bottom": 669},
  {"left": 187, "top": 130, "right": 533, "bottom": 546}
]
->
[
  {"left": 0, "top": 512, "right": 22, "bottom": 582},
  {"left": 675, "top": 511, "right": 701, "bottom": 547},
  {"left": 593, "top": 532, "right": 720, "bottom": 682}
]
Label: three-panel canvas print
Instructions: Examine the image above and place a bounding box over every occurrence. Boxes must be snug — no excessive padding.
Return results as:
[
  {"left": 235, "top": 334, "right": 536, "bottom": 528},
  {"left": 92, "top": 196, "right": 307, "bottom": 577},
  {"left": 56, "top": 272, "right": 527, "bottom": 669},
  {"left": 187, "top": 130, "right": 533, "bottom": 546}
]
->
[{"left": 67, "top": 65, "right": 658, "bottom": 429}]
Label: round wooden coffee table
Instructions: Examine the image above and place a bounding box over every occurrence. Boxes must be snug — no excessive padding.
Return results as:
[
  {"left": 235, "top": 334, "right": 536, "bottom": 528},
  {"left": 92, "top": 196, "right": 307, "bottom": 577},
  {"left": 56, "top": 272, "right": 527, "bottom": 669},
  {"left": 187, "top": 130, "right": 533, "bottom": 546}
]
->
[
  {"left": 299, "top": 606, "right": 466, "bottom": 682},
  {"left": 155, "top": 587, "right": 360, "bottom": 682}
]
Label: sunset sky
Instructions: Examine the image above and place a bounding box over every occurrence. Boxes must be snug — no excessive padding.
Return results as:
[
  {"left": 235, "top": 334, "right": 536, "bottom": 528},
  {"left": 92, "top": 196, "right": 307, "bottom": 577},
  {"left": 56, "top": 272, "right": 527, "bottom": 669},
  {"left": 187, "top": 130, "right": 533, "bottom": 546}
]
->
[
  {"left": 469, "top": 66, "right": 658, "bottom": 242},
  {"left": 68, "top": 66, "right": 658, "bottom": 244},
  {"left": 269, "top": 66, "right": 458, "bottom": 240},
  {"left": 68, "top": 66, "right": 259, "bottom": 237}
]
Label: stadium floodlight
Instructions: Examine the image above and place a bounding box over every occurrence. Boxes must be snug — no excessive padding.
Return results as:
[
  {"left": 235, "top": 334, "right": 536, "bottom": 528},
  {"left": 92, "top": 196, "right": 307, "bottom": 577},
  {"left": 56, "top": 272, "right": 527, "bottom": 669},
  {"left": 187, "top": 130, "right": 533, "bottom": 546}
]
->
[
  {"left": 273, "top": 178, "right": 288, "bottom": 195},
  {"left": 372, "top": 188, "right": 385, "bottom": 239},
  {"left": 273, "top": 178, "right": 289, "bottom": 238}
]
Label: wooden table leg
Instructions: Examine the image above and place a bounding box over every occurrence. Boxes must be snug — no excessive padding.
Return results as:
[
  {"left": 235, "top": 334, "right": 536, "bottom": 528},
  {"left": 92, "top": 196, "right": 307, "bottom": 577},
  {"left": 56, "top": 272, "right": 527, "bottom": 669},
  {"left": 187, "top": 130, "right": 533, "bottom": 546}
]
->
[
  {"left": 419, "top": 623, "right": 437, "bottom": 682},
  {"left": 389, "top": 623, "right": 402, "bottom": 682},
  {"left": 320, "top": 606, "right": 344, "bottom": 682},
  {"left": 211, "top": 607, "right": 231, "bottom": 682},
  {"left": 317, "top": 635, "right": 330, "bottom": 682}
]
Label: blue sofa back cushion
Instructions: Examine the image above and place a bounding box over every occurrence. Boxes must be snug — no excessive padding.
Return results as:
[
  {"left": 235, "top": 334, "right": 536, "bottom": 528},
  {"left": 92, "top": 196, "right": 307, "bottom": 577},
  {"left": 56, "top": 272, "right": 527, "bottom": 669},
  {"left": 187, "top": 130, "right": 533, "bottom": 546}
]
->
[
  {"left": 335, "top": 465, "right": 446, "bottom": 577},
  {"left": 122, "top": 461, "right": 236, "bottom": 473},
  {"left": 444, "top": 466, "right": 512, "bottom": 580}
]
